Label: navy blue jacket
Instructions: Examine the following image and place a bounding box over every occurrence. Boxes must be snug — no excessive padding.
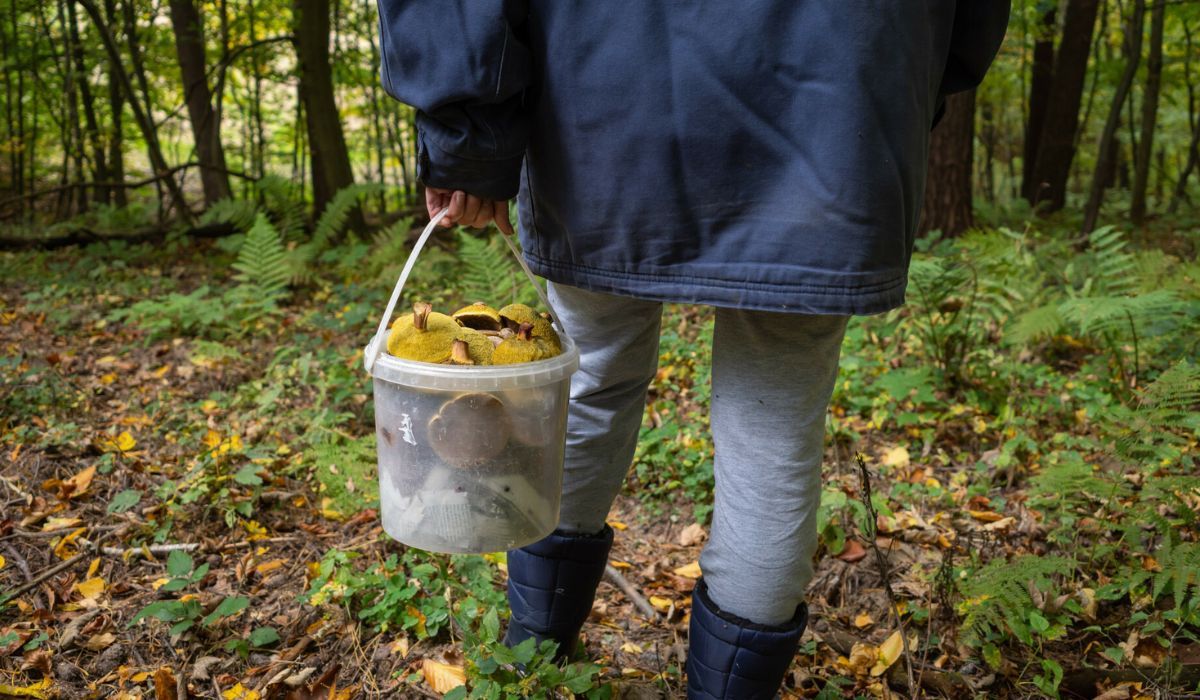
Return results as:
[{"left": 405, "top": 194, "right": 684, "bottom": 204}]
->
[{"left": 378, "top": 2, "right": 1009, "bottom": 314}]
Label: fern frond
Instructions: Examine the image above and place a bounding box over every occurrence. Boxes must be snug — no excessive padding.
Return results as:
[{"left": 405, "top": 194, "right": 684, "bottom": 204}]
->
[
  {"left": 311, "top": 184, "right": 385, "bottom": 250},
  {"left": 959, "top": 555, "right": 1075, "bottom": 645},
  {"left": 232, "top": 214, "right": 290, "bottom": 296},
  {"left": 200, "top": 197, "right": 258, "bottom": 232},
  {"left": 1059, "top": 290, "right": 1183, "bottom": 338},
  {"left": 253, "top": 175, "right": 307, "bottom": 239},
  {"left": 457, "top": 229, "right": 522, "bottom": 305}
]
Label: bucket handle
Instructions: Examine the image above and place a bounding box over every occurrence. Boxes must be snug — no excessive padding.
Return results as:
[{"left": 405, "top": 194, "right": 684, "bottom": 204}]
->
[{"left": 364, "top": 207, "right": 562, "bottom": 373}]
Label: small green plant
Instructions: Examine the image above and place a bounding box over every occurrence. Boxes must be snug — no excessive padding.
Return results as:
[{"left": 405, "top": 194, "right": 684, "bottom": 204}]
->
[
  {"left": 446, "top": 598, "right": 610, "bottom": 700},
  {"left": 129, "top": 550, "right": 258, "bottom": 639}
]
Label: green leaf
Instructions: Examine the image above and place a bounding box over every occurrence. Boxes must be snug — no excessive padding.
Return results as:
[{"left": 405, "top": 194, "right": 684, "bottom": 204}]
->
[
  {"left": 107, "top": 489, "right": 142, "bottom": 514},
  {"left": 443, "top": 688, "right": 467, "bottom": 700},
  {"left": 1102, "top": 646, "right": 1125, "bottom": 664},
  {"left": 166, "top": 550, "right": 194, "bottom": 578},
  {"left": 159, "top": 578, "right": 190, "bottom": 593},
  {"left": 512, "top": 637, "right": 538, "bottom": 666},
  {"left": 248, "top": 626, "right": 280, "bottom": 647},
  {"left": 982, "top": 643, "right": 1002, "bottom": 670},
  {"left": 130, "top": 601, "right": 188, "bottom": 626},
  {"left": 233, "top": 465, "right": 263, "bottom": 486},
  {"left": 1028, "top": 610, "right": 1050, "bottom": 634},
  {"left": 202, "top": 596, "right": 251, "bottom": 627}
]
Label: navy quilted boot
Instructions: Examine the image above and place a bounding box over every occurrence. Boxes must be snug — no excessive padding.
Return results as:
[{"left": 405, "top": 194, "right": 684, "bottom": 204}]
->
[
  {"left": 503, "top": 526, "right": 614, "bottom": 660},
  {"left": 686, "top": 578, "right": 807, "bottom": 699}
]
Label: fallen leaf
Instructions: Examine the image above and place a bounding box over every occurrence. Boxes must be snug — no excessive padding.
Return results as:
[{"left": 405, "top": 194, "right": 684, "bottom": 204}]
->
[
  {"left": 254, "top": 560, "right": 284, "bottom": 576},
  {"left": 967, "top": 510, "right": 1005, "bottom": 523},
  {"left": 74, "top": 577, "right": 106, "bottom": 602},
  {"left": 607, "top": 520, "right": 628, "bottom": 531},
  {"left": 153, "top": 667, "right": 178, "bottom": 700},
  {"left": 41, "top": 516, "right": 82, "bottom": 532},
  {"left": 836, "top": 539, "right": 868, "bottom": 563},
  {"left": 0, "top": 554, "right": 5, "bottom": 570},
  {"left": 191, "top": 657, "right": 222, "bottom": 681},
  {"left": 649, "top": 596, "right": 673, "bottom": 612},
  {"left": 53, "top": 528, "right": 87, "bottom": 559},
  {"left": 0, "top": 678, "right": 53, "bottom": 699},
  {"left": 621, "top": 642, "right": 644, "bottom": 654},
  {"left": 82, "top": 632, "right": 117, "bottom": 651},
  {"left": 853, "top": 612, "right": 874, "bottom": 629},
  {"left": 678, "top": 522, "right": 707, "bottom": 547},
  {"left": 672, "top": 561, "right": 702, "bottom": 579},
  {"left": 870, "top": 630, "right": 905, "bottom": 676},
  {"left": 882, "top": 446, "right": 910, "bottom": 469},
  {"left": 221, "top": 682, "right": 259, "bottom": 700},
  {"left": 980, "top": 516, "right": 1016, "bottom": 531},
  {"left": 421, "top": 660, "right": 465, "bottom": 694}
]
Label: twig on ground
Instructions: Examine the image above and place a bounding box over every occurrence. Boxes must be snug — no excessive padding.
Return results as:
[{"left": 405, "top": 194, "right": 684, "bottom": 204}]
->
[
  {"left": 604, "top": 564, "right": 657, "bottom": 619},
  {"left": 0, "top": 551, "right": 89, "bottom": 605},
  {"left": 855, "top": 453, "right": 918, "bottom": 697}
]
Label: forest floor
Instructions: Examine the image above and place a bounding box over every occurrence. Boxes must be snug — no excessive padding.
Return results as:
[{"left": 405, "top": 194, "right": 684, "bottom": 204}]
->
[{"left": 0, "top": 220, "right": 1198, "bottom": 699}]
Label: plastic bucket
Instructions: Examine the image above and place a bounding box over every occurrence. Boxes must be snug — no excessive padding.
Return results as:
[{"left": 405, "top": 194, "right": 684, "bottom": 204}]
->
[{"left": 363, "top": 210, "right": 579, "bottom": 553}]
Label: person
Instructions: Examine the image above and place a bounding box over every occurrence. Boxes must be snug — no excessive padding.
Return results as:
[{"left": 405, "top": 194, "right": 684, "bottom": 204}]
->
[{"left": 376, "top": 3, "right": 1008, "bottom": 697}]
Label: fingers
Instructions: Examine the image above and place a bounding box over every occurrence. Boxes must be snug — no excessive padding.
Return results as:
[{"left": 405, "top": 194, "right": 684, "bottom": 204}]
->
[
  {"left": 425, "top": 187, "right": 450, "bottom": 222},
  {"left": 426, "top": 189, "right": 514, "bottom": 235},
  {"left": 461, "top": 195, "right": 485, "bottom": 228},
  {"left": 493, "top": 201, "right": 515, "bottom": 235}
]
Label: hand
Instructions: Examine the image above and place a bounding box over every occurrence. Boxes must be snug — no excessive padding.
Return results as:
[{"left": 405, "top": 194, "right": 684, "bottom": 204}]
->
[{"left": 426, "top": 187, "right": 515, "bottom": 235}]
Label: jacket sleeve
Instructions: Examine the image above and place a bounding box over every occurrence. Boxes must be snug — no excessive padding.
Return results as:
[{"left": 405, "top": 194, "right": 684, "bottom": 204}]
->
[
  {"left": 939, "top": 0, "right": 1010, "bottom": 97},
  {"left": 377, "top": 0, "right": 532, "bottom": 200}
]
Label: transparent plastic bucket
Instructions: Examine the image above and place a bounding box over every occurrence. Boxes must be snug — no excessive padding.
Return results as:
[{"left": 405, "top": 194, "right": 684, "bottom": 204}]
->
[{"left": 363, "top": 209, "right": 579, "bottom": 553}]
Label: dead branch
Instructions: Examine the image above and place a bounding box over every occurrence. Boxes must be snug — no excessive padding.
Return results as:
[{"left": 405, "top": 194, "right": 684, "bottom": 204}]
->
[
  {"left": 0, "top": 221, "right": 236, "bottom": 251},
  {"left": 603, "top": 564, "right": 658, "bottom": 620}
]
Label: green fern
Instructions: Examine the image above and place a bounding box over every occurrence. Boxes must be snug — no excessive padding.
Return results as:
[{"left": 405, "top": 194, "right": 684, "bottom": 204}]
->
[
  {"left": 959, "top": 555, "right": 1075, "bottom": 646},
  {"left": 253, "top": 175, "right": 307, "bottom": 240},
  {"left": 200, "top": 197, "right": 258, "bottom": 232},
  {"left": 232, "top": 214, "right": 290, "bottom": 296},
  {"left": 456, "top": 229, "right": 536, "bottom": 306},
  {"left": 311, "top": 184, "right": 384, "bottom": 250}
]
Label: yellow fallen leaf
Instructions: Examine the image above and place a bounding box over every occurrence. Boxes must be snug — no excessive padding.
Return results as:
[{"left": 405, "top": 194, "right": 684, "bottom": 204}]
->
[
  {"left": 422, "top": 659, "right": 466, "bottom": 694},
  {"left": 83, "top": 632, "right": 117, "bottom": 651},
  {"left": 63, "top": 465, "right": 97, "bottom": 498},
  {"left": 200, "top": 400, "right": 219, "bottom": 414},
  {"left": 320, "top": 498, "right": 344, "bottom": 521},
  {"left": 980, "top": 516, "right": 1015, "bottom": 531},
  {"left": 53, "top": 527, "right": 87, "bottom": 559},
  {"left": 870, "top": 630, "right": 906, "bottom": 676},
  {"left": 87, "top": 558, "right": 100, "bottom": 578},
  {"left": 853, "top": 612, "right": 874, "bottom": 628},
  {"left": 151, "top": 577, "right": 171, "bottom": 591},
  {"left": 0, "top": 554, "right": 6, "bottom": 571},
  {"left": 221, "top": 683, "right": 260, "bottom": 700},
  {"left": 203, "top": 430, "right": 221, "bottom": 449},
  {"left": 0, "top": 678, "right": 53, "bottom": 699},
  {"left": 75, "top": 576, "right": 106, "bottom": 601},
  {"left": 672, "top": 561, "right": 702, "bottom": 579},
  {"left": 42, "top": 516, "right": 83, "bottom": 532},
  {"left": 621, "top": 641, "right": 644, "bottom": 654},
  {"left": 254, "top": 560, "right": 284, "bottom": 576},
  {"left": 96, "top": 355, "right": 118, "bottom": 366},
  {"left": 100, "top": 373, "right": 117, "bottom": 385},
  {"left": 966, "top": 510, "right": 1005, "bottom": 523},
  {"left": 607, "top": 520, "right": 628, "bottom": 531},
  {"left": 882, "top": 446, "right": 910, "bottom": 469},
  {"left": 649, "top": 596, "right": 673, "bottom": 611},
  {"left": 609, "top": 560, "right": 632, "bottom": 569},
  {"left": 115, "top": 431, "right": 136, "bottom": 452}
]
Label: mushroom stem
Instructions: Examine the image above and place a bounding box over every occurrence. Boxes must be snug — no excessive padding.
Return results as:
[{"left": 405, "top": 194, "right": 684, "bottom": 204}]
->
[
  {"left": 412, "top": 302, "right": 433, "bottom": 331},
  {"left": 516, "top": 322, "right": 535, "bottom": 341},
  {"left": 449, "top": 339, "right": 474, "bottom": 365}
]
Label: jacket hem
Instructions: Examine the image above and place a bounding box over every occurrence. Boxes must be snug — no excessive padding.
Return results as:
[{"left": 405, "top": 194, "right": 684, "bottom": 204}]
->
[{"left": 523, "top": 251, "right": 907, "bottom": 316}]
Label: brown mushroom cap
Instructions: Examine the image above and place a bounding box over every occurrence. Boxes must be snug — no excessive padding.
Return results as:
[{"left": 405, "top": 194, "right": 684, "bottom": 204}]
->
[{"left": 426, "top": 393, "right": 511, "bottom": 468}]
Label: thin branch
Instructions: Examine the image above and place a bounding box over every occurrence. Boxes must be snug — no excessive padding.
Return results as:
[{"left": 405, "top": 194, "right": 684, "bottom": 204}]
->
[{"left": 603, "top": 564, "right": 658, "bottom": 620}]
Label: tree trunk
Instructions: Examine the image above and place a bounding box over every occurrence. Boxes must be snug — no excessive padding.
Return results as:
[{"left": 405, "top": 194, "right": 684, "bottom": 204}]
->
[
  {"left": 76, "top": 0, "right": 191, "bottom": 221},
  {"left": 167, "top": 0, "right": 231, "bottom": 206},
  {"left": 67, "top": 0, "right": 111, "bottom": 206},
  {"left": 103, "top": 0, "right": 126, "bottom": 207},
  {"left": 1022, "top": 6, "right": 1056, "bottom": 203},
  {"left": 1029, "top": 0, "right": 1102, "bottom": 213},
  {"left": 1169, "top": 19, "right": 1199, "bottom": 215},
  {"left": 1130, "top": 0, "right": 1165, "bottom": 224},
  {"left": 1082, "top": 0, "right": 1145, "bottom": 235},
  {"left": 919, "top": 91, "right": 976, "bottom": 238},
  {"left": 293, "top": 0, "right": 355, "bottom": 217}
]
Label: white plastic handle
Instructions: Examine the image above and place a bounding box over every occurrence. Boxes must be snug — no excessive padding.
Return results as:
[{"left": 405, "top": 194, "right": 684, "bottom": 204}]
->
[{"left": 363, "top": 207, "right": 562, "bottom": 373}]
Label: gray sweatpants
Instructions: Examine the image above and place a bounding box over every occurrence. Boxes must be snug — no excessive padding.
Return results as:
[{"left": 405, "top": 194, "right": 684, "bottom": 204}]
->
[{"left": 548, "top": 282, "right": 848, "bottom": 626}]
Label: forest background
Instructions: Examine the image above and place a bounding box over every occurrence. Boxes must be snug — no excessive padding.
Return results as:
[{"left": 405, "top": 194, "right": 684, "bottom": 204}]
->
[{"left": 0, "top": 0, "right": 1199, "bottom": 698}]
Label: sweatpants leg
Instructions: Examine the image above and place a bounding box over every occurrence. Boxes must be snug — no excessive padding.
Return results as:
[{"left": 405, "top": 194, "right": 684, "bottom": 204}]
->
[
  {"left": 699, "top": 309, "right": 848, "bottom": 626},
  {"left": 548, "top": 282, "right": 663, "bottom": 535}
]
